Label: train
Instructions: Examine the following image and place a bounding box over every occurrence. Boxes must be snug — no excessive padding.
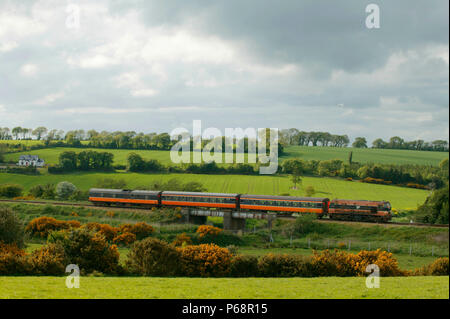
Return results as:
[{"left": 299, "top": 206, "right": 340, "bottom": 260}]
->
[{"left": 88, "top": 188, "right": 393, "bottom": 222}]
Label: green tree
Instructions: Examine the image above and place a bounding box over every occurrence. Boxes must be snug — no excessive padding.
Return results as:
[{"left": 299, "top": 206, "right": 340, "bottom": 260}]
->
[
  {"left": 291, "top": 168, "right": 302, "bottom": 190},
  {"left": 56, "top": 181, "right": 77, "bottom": 199},
  {"left": 32, "top": 127, "right": 47, "bottom": 140},
  {"left": 352, "top": 137, "right": 368, "bottom": 148},
  {"left": 0, "top": 206, "right": 25, "bottom": 248}
]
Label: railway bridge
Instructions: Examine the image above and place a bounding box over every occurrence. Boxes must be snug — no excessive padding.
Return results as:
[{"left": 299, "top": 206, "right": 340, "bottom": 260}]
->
[{"left": 182, "top": 208, "right": 278, "bottom": 232}]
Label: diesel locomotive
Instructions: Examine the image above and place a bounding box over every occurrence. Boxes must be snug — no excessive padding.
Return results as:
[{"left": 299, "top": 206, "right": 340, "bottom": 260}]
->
[{"left": 89, "top": 188, "right": 392, "bottom": 222}]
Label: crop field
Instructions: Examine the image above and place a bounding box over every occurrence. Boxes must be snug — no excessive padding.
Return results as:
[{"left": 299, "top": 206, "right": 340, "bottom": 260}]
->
[
  {"left": 0, "top": 172, "right": 429, "bottom": 209},
  {"left": 0, "top": 276, "right": 447, "bottom": 299},
  {"left": 3, "top": 145, "right": 448, "bottom": 167},
  {"left": 281, "top": 146, "right": 448, "bottom": 166}
]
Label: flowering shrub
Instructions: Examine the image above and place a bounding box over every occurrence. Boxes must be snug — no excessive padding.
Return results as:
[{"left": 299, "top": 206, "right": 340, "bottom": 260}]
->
[
  {"left": 26, "top": 217, "right": 81, "bottom": 238},
  {"left": 13, "top": 196, "right": 36, "bottom": 201},
  {"left": 54, "top": 228, "right": 121, "bottom": 275},
  {"left": 0, "top": 243, "right": 31, "bottom": 275},
  {"left": 178, "top": 244, "right": 232, "bottom": 277},
  {"left": 30, "top": 244, "right": 67, "bottom": 275},
  {"left": 352, "top": 249, "right": 407, "bottom": 277},
  {"left": 310, "top": 249, "right": 407, "bottom": 277},
  {"left": 126, "top": 237, "right": 181, "bottom": 276},
  {"left": 310, "top": 249, "right": 358, "bottom": 277},
  {"left": 113, "top": 232, "right": 136, "bottom": 246},
  {"left": 172, "top": 233, "right": 192, "bottom": 247},
  {"left": 130, "top": 222, "right": 154, "bottom": 240},
  {"left": 83, "top": 222, "right": 118, "bottom": 241},
  {"left": 196, "top": 225, "right": 222, "bottom": 238},
  {"left": 414, "top": 257, "right": 449, "bottom": 276}
]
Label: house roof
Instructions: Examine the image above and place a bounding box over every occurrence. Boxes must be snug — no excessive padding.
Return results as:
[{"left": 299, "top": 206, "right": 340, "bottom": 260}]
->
[{"left": 19, "top": 155, "right": 43, "bottom": 162}]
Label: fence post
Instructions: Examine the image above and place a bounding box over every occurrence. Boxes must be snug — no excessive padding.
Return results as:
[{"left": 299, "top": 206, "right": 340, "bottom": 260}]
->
[
  {"left": 409, "top": 244, "right": 412, "bottom": 256},
  {"left": 327, "top": 239, "right": 330, "bottom": 249},
  {"left": 348, "top": 240, "right": 351, "bottom": 251},
  {"left": 290, "top": 235, "right": 293, "bottom": 247},
  {"left": 308, "top": 238, "right": 310, "bottom": 249},
  {"left": 269, "top": 232, "right": 274, "bottom": 243},
  {"left": 387, "top": 243, "right": 390, "bottom": 252},
  {"left": 432, "top": 246, "right": 434, "bottom": 257},
  {"left": 368, "top": 242, "right": 371, "bottom": 251}
]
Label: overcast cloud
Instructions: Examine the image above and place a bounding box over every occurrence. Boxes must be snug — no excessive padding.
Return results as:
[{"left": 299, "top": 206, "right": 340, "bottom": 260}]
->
[{"left": 0, "top": 0, "right": 448, "bottom": 142}]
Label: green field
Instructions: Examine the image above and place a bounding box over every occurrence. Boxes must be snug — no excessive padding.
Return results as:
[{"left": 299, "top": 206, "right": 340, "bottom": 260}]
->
[
  {"left": 0, "top": 172, "right": 429, "bottom": 209},
  {"left": 282, "top": 146, "right": 448, "bottom": 166},
  {"left": 3, "top": 145, "right": 448, "bottom": 167},
  {"left": 0, "top": 276, "right": 447, "bottom": 298}
]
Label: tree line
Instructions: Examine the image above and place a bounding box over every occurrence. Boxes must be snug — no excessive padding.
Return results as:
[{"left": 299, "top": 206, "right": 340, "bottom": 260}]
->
[
  {"left": 279, "top": 129, "right": 448, "bottom": 151},
  {"left": 1, "top": 126, "right": 448, "bottom": 152}
]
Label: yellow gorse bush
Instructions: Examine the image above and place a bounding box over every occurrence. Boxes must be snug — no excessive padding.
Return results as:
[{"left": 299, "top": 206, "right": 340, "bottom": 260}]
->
[{"left": 196, "top": 225, "right": 223, "bottom": 238}]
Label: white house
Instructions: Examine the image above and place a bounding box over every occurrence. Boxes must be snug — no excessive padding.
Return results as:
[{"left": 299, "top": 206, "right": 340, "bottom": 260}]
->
[{"left": 17, "top": 155, "right": 45, "bottom": 167}]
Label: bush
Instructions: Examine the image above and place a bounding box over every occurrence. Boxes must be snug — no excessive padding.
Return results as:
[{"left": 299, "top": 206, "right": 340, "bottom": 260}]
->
[
  {"left": 172, "top": 233, "right": 193, "bottom": 247},
  {"left": 310, "top": 249, "right": 407, "bottom": 277},
  {"left": 126, "top": 237, "right": 181, "bottom": 276},
  {"left": 178, "top": 244, "right": 232, "bottom": 277},
  {"left": 82, "top": 222, "right": 118, "bottom": 241},
  {"left": 258, "top": 253, "right": 311, "bottom": 277},
  {"left": 0, "top": 184, "right": 23, "bottom": 198},
  {"left": 0, "top": 206, "right": 25, "bottom": 248},
  {"left": 130, "top": 222, "right": 154, "bottom": 240},
  {"left": 54, "top": 228, "right": 120, "bottom": 275},
  {"left": 230, "top": 255, "right": 259, "bottom": 277},
  {"left": 414, "top": 257, "right": 449, "bottom": 276},
  {"left": 30, "top": 243, "right": 67, "bottom": 275},
  {"left": 28, "top": 183, "right": 55, "bottom": 199},
  {"left": 56, "top": 181, "right": 77, "bottom": 200},
  {"left": 113, "top": 232, "right": 136, "bottom": 246},
  {"left": 196, "top": 225, "right": 222, "bottom": 238},
  {"left": 310, "top": 249, "right": 358, "bottom": 277},
  {"left": 0, "top": 243, "right": 31, "bottom": 275},
  {"left": 26, "top": 216, "right": 80, "bottom": 238},
  {"left": 352, "top": 249, "right": 407, "bottom": 277}
]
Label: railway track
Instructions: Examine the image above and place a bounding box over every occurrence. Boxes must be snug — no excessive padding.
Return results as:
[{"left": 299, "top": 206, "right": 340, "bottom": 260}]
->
[{"left": 1, "top": 199, "right": 448, "bottom": 228}]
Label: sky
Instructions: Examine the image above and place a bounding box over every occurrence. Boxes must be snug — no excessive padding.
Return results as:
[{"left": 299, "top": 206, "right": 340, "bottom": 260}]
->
[{"left": 0, "top": 0, "right": 448, "bottom": 143}]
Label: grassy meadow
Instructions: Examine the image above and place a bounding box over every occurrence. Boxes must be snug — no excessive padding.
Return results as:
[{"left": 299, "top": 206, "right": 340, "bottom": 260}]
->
[
  {"left": 0, "top": 276, "right": 447, "bottom": 299},
  {"left": 0, "top": 171, "right": 430, "bottom": 209},
  {"left": 3, "top": 145, "right": 448, "bottom": 167}
]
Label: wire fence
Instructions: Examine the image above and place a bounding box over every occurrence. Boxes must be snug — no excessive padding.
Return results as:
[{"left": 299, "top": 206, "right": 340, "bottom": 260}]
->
[{"left": 261, "top": 234, "right": 449, "bottom": 258}]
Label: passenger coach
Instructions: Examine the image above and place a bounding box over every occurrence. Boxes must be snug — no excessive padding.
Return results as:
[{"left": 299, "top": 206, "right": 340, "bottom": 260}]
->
[
  {"left": 89, "top": 188, "right": 161, "bottom": 207},
  {"left": 161, "top": 191, "right": 239, "bottom": 209},
  {"left": 239, "top": 194, "right": 329, "bottom": 216}
]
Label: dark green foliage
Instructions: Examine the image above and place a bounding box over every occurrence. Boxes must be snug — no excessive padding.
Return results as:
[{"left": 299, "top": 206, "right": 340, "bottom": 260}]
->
[
  {"left": 415, "top": 185, "right": 449, "bottom": 224},
  {"left": 0, "top": 184, "right": 23, "bottom": 198},
  {"left": 126, "top": 237, "right": 181, "bottom": 276},
  {"left": 230, "top": 255, "right": 259, "bottom": 277},
  {"left": 0, "top": 206, "right": 25, "bottom": 248}
]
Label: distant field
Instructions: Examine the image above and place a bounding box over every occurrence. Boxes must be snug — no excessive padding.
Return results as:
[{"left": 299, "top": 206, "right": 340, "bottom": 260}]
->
[
  {"left": 3, "top": 145, "right": 448, "bottom": 167},
  {"left": 0, "top": 276, "right": 447, "bottom": 298},
  {"left": 0, "top": 172, "right": 429, "bottom": 209},
  {"left": 281, "top": 146, "right": 448, "bottom": 166}
]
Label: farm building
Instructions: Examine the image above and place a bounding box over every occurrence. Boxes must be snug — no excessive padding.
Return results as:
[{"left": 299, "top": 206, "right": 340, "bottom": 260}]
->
[{"left": 17, "top": 155, "right": 45, "bottom": 167}]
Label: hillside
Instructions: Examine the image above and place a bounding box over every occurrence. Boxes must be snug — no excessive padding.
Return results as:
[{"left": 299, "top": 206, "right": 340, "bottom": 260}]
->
[
  {"left": 3, "top": 145, "right": 448, "bottom": 167},
  {"left": 0, "top": 171, "right": 429, "bottom": 209}
]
